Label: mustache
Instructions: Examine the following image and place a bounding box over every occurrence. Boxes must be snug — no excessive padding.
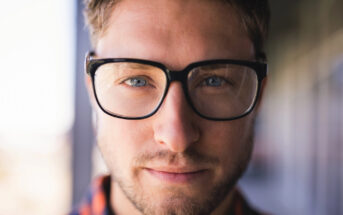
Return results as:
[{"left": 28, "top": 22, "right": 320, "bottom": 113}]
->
[{"left": 133, "top": 147, "right": 219, "bottom": 167}]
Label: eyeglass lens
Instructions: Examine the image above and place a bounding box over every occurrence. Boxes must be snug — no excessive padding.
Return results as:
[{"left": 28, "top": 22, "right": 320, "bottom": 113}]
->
[{"left": 187, "top": 64, "right": 258, "bottom": 118}]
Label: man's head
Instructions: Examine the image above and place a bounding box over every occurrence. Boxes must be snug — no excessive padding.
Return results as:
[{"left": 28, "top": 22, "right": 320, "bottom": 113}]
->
[{"left": 84, "top": 0, "right": 269, "bottom": 214}]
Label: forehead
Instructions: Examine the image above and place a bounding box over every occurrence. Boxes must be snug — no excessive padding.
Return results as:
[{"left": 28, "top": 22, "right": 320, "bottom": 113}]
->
[{"left": 96, "top": 0, "right": 254, "bottom": 69}]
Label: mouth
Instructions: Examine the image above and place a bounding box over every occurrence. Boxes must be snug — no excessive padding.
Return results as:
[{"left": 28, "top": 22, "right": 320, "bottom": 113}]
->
[{"left": 144, "top": 167, "right": 209, "bottom": 184}]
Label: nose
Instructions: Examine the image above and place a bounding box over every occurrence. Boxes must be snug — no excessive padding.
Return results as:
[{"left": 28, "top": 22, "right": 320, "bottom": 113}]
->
[{"left": 152, "top": 82, "right": 200, "bottom": 152}]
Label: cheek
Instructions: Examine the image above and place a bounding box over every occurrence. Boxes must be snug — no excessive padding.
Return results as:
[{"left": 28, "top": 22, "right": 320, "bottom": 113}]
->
[
  {"left": 200, "top": 116, "right": 255, "bottom": 170},
  {"left": 96, "top": 111, "right": 153, "bottom": 174}
]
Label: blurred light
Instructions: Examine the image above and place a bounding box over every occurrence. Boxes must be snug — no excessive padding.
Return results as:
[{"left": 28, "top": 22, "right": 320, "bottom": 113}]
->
[
  {"left": 0, "top": 0, "right": 75, "bottom": 141},
  {"left": 0, "top": 1, "right": 75, "bottom": 214}
]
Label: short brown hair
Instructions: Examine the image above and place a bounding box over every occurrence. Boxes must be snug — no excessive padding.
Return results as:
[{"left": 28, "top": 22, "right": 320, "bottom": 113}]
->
[{"left": 83, "top": 0, "right": 270, "bottom": 60}]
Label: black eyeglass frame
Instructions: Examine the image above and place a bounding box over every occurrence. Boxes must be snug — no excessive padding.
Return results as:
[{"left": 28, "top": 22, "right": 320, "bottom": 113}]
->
[{"left": 85, "top": 51, "right": 267, "bottom": 121}]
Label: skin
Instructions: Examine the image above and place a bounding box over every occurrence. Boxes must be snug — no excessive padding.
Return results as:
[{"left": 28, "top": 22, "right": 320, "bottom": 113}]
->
[{"left": 86, "top": 0, "right": 265, "bottom": 214}]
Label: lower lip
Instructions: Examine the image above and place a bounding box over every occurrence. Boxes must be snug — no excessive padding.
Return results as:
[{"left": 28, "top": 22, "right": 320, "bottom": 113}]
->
[{"left": 145, "top": 169, "right": 208, "bottom": 183}]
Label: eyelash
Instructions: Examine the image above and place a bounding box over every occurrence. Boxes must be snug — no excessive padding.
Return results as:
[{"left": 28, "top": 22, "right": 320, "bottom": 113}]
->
[
  {"left": 120, "top": 76, "right": 158, "bottom": 89},
  {"left": 195, "top": 75, "right": 233, "bottom": 88}
]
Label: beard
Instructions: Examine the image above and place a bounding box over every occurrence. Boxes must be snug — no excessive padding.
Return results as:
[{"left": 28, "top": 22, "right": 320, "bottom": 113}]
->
[
  {"left": 114, "top": 166, "right": 245, "bottom": 215},
  {"left": 104, "top": 130, "right": 254, "bottom": 215},
  {"left": 96, "top": 113, "right": 257, "bottom": 215}
]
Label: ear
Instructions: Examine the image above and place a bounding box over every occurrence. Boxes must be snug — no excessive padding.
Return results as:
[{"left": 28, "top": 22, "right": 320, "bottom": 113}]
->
[
  {"left": 254, "top": 77, "right": 268, "bottom": 113},
  {"left": 85, "top": 75, "right": 97, "bottom": 109}
]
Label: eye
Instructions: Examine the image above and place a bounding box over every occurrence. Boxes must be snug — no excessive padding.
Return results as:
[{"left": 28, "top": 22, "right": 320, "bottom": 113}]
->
[
  {"left": 202, "top": 76, "right": 226, "bottom": 87},
  {"left": 123, "top": 77, "right": 147, "bottom": 87}
]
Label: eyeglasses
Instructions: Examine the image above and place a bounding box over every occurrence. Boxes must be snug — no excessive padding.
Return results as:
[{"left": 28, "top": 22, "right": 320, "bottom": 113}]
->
[{"left": 85, "top": 52, "right": 267, "bottom": 121}]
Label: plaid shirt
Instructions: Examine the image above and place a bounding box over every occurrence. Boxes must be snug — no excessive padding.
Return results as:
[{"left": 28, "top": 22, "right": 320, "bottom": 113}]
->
[{"left": 70, "top": 175, "right": 265, "bottom": 215}]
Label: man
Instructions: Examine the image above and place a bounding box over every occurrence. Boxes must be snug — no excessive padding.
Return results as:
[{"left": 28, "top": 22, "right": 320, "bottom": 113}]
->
[{"left": 71, "top": 0, "right": 269, "bottom": 214}]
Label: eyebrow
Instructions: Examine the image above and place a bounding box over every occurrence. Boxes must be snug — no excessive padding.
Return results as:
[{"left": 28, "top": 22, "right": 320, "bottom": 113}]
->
[
  {"left": 120, "top": 62, "right": 156, "bottom": 70},
  {"left": 197, "top": 64, "right": 228, "bottom": 71}
]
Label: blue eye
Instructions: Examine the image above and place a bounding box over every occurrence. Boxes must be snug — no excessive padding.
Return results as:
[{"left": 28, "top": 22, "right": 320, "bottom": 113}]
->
[
  {"left": 203, "top": 76, "right": 224, "bottom": 87},
  {"left": 124, "top": 77, "right": 147, "bottom": 87}
]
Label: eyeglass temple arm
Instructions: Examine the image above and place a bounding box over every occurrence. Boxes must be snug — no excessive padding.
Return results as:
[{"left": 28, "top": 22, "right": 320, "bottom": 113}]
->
[{"left": 85, "top": 51, "right": 96, "bottom": 75}]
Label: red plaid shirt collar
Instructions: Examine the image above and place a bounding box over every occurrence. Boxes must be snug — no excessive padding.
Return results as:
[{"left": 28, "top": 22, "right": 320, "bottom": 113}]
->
[{"left": 70, "top": 175, "right": 265, "bottom": 215}]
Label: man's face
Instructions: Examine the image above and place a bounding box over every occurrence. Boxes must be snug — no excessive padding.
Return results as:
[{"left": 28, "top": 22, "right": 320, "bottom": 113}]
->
[{"left": 90, "top": 0, "right": 258, "bottom": 214}]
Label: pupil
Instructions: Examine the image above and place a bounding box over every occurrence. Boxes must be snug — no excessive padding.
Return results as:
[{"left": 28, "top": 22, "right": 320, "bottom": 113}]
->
[
  {"left": 206, "top": 77, "right": 221, "bottom": 86},
  {"left": 131, "top": 78, "right": 146, "bottom": 87}
]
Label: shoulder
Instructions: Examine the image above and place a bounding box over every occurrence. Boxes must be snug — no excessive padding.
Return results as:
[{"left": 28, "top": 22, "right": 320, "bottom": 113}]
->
[{"left": 69, "top": 175, "right": 113, "bottom": 215}]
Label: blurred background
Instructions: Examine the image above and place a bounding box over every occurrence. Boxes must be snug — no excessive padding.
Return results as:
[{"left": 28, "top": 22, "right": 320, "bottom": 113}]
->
[{"left": 0, "top": 0, "right": 342, "bottom": 214}]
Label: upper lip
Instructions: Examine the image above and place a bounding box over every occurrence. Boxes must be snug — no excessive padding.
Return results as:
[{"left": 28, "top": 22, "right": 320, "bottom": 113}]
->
[{"left": 144, "top": 166, "right": 207, "bottom": 174}]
